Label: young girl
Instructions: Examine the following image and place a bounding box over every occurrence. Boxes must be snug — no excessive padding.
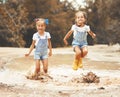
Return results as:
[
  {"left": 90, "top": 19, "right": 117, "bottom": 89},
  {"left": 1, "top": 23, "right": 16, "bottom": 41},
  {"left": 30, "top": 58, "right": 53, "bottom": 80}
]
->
[
  {"left": 25, "top": 18, "right": 52, "bottom": 78},
  {"left": 63, "top": 11, "right": 96, "bottom": 70}
]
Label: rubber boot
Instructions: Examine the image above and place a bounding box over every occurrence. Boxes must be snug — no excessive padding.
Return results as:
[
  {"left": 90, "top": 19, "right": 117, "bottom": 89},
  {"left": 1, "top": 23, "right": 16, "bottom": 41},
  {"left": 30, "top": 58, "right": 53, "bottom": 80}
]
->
[
  {"left": 72, "top": 59, "right": 78, "bottom": 70},
  {"left": 78, "top": 58, "right": 83, "bottom": 68}
]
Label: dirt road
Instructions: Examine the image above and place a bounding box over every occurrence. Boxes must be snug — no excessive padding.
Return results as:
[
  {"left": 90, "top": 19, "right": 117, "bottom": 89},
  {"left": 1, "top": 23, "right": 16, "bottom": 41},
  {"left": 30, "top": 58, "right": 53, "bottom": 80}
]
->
[{"left": 0, "top": 45, "right": 120, "bottom": 97}]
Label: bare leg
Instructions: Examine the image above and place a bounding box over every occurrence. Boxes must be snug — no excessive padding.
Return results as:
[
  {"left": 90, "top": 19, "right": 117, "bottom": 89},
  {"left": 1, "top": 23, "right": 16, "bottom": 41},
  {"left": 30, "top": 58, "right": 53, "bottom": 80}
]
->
[
  {"left": 77, "top": 46, "right": 88, "bottom": 68},
  {"left": 74, "top": 46, "right": 82, "bottom": 59},
  {"left": 72, "top": 46, "right": 82, "bottom": 70},
  {"left": 41, "top": 58, "right": 48, "bottom": 73},
  {"left": 81, "top": 46, "right": 88, "bottom": 58},
  {"left": 35, "top": 59, "right": 40, "bottom": 74}
]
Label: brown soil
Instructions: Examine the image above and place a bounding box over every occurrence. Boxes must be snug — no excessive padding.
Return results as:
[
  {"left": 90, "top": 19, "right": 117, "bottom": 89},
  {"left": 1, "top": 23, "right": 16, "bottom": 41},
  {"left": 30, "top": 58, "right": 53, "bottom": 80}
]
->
[{"left": 0, "top": 45, "right": 120, "bottom": 97}]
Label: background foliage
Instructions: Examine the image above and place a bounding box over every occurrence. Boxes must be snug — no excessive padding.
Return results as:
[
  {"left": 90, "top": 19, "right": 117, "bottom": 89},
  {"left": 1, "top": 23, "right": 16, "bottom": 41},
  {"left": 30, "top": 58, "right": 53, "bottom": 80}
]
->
[{"left": 0, "top": 0, "right": 120, "bottom": 47}]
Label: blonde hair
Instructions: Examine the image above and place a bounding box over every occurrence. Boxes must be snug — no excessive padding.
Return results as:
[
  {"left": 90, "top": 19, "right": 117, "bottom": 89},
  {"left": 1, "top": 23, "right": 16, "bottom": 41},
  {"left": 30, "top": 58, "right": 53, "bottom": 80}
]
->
[
  {"left": 75, "top": 11, "right": 87, "bottom": 19},
  {"left": 75, "top": 11, "right": 87, "bottom": 24},
  {"left": 34, "top": 18, "right": 46, "bottom": 25}
]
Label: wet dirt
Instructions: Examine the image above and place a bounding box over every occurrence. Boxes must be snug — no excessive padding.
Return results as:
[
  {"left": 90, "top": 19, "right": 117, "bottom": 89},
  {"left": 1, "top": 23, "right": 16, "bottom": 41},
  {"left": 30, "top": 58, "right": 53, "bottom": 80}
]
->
[{"left": 0, "top": 45, "right": 120, "bottom": 97}]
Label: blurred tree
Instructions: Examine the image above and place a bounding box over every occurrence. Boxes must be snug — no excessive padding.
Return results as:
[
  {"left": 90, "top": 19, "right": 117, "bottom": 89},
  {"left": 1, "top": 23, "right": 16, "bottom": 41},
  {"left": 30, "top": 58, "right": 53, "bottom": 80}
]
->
[
  {"left": 84, "top": 0, "right": 120, "bottom": 45},
  {"left": 0, "top": 0, "right": 28, "bottom": 47},
  {"left": 1, "top": 0, "right": 119, "bottom": 47},
  {"left": 23, "top": 0, "right": 75, "bottom": 47}
]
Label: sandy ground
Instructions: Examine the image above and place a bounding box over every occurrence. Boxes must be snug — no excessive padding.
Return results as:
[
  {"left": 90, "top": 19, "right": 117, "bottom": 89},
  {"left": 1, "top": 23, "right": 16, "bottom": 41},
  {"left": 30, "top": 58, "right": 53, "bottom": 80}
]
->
[{"left": 0, "top": 44, "right": 120, "bottom": 97}]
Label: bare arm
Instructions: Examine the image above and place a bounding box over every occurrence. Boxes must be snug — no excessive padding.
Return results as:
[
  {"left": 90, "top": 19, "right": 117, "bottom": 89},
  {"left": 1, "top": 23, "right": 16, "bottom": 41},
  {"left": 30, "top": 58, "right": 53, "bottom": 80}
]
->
[
  {"left": 25, "top": 40, "right": 35, "bottom": 56},
  {"left": 48, "top": 39, "right": 52, "bottom": 56},
  {"left": 88, "top": 31, "right": 96, "bottom": 39},
  {"left": 63, "top": 30, "right": 73, "bottom": 45}
]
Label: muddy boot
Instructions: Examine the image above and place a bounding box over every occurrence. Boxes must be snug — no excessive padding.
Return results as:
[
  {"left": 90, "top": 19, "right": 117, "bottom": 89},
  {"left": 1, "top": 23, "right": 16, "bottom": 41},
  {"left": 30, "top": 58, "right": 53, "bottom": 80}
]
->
[
  {"left": 72, "top": 59, "right": 78, "bottom": 70},
  {"left": 78, "top": 58, "right": 83, "bottom": 68}
]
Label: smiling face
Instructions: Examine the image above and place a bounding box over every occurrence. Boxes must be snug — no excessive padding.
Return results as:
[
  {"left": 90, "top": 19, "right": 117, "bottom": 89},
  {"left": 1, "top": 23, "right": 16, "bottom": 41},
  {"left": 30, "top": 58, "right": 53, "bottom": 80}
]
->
[
  {"left": 75, "top": 11, "right": 87, "bottom": 27},
  {"left": 36, "top": 19, "right": 46, "bottom": 33}
]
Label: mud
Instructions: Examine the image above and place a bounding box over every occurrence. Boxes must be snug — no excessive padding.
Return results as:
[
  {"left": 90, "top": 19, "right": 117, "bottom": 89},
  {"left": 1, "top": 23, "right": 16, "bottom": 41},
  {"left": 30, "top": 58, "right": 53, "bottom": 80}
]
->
[{"left": 0, "top": 45, "right": 120, "bottom": 97}]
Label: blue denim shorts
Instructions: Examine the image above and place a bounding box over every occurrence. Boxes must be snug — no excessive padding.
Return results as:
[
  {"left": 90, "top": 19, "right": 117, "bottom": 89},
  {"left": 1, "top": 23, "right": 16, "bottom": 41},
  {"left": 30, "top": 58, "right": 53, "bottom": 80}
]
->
[
  {"left": 72, "top": 40, "right": 88, "bottom": 48},
  {"left": 34, "top": 51, "right": 48, "bottom": 60}
]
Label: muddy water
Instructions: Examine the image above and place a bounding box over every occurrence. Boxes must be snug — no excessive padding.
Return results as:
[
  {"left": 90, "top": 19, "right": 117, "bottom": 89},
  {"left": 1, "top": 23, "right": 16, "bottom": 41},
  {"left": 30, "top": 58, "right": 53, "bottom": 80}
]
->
[
  {"left": 5, "top": 54, "right": 120, "bottom": 72},
  {"left": 0, "top": 47, "right": 120, "bottom": 97}
]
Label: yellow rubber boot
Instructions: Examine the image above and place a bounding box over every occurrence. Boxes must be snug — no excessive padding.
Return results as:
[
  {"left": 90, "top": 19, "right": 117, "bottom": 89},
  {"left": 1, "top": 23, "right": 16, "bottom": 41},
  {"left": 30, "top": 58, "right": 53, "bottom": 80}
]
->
[
  {"left": 72, "top": 59, "right": 78, "bottom": 70},
  {"left": 78, "top": 58, "right": 83, "bottom": 68}
]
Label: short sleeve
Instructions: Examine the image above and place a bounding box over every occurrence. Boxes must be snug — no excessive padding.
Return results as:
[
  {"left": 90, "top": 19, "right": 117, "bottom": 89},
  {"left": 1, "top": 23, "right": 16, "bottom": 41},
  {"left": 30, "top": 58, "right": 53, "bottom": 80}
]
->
[
  {"left": 71, "top": 25, "right": 76, "bottom": 31},
  {"left": 85, "top": 25, "right": 90, "bottom": 32},
  {"left": 32, "top": 33, "right": 37, "bottom": 40},
  {"left": 46, "top": 32, "right": 51, "bottom": 39}
]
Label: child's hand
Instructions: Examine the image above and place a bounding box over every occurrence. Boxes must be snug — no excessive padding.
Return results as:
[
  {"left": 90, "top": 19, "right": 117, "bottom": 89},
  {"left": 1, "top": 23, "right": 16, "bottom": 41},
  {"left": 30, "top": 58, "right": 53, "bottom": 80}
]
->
[
  {"left": 48, "top": 51, "right": 52, "bottom": 57},
  {"left": 92, "top": 33, "right": 96, "bottom": 39},
  {"left": 63, "top": 39, "right": 68, "bottom": 46},
  {"left": 25, "top": 53, "right": 29, "bottom": 57}
]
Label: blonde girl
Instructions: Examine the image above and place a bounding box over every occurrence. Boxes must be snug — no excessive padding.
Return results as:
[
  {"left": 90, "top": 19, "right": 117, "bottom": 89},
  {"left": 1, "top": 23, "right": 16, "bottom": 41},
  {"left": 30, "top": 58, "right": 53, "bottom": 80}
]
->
[
  {"left": 63, "top": 11, "right": 96, "bottom": 70},
  {"left": 25, "top": 18, "right": 52, "bottom": 78}
]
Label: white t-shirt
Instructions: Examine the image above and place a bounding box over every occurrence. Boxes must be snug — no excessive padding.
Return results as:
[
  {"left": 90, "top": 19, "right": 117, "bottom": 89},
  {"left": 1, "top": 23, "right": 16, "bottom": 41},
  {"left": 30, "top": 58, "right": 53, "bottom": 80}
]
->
[
  {"left": 32, "top": 32, "right": 51, "bottom": 46},
  {"left": 71, "top": 24, "right": 90, "bottom": 38}
]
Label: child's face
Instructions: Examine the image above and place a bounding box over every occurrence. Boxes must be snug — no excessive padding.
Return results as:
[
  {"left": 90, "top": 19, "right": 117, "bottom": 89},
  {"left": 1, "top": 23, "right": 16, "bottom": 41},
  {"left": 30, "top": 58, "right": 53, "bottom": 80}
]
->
[
  {"left": 36, "top": 21, "right": 46, "bottom": 32},
  {"left": 75, "top": 12, "right": 86, "bottom": 26}
]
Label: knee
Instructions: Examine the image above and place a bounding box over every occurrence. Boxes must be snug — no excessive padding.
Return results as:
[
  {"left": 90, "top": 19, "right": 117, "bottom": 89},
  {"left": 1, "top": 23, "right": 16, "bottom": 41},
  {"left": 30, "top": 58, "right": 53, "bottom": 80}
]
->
[
  {"left": 76, "top": 51, "right": 82, "bottom": 58},
  {"left": 36, "top": 67, "right": 40, "bottom": 71},
  {"left": 76, "top": 51, "right": 81, "bottom": 56},
  {"left": 82, "top": 50, "right": 88, "bottom": 57}
]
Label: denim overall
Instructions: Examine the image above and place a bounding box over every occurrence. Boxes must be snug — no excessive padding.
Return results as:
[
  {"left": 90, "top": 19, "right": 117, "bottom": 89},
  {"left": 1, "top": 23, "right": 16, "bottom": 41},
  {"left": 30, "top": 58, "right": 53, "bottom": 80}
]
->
[
  {"left": 34, "top": 35, "right": 48, "bottom": 60},
  {"left": 72, "top": 27, "right": 88, "bottom": 48}
]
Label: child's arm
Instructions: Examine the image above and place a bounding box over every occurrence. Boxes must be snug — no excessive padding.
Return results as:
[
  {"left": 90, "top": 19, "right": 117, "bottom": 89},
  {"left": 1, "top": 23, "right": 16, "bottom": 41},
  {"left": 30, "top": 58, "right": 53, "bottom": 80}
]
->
[
  {"left": 48, "top": 39, "right": 52, "bottom": 56},
  {"left": 63, "top": 30, "right": 73, "bottom": 45},
  {"left": 88, "top": 31, "right": 96, "bottom": 39},
  {"left": 25, "top": 40, "right": 35, "bottom": 56}
]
